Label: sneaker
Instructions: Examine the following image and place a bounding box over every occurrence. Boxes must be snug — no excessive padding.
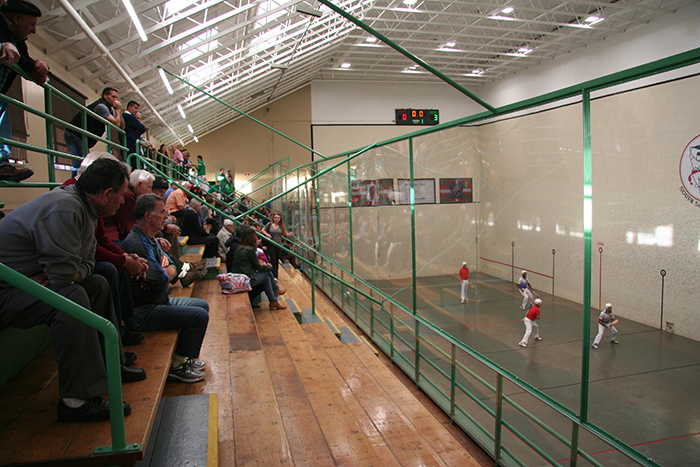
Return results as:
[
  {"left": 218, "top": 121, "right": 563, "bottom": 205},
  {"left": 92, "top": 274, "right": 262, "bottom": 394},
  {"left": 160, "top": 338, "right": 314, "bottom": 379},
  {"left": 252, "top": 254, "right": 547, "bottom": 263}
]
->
[
  {"left": 535, "top": 337, "right": 542, "bottom": 341},
  {"left": 180, "top": 265, "right": 208, "bottom": 287},
  {"left": 611, "top": 340, "right": 619, "bottom": 344},
  {"left": 592, "top": 344, "right": 598, "bottom": 349},
  {"left": 461, "top": 299, "right": 465, "bottom": 304},
  {"left": 57, "top": 396, "right": 131, "bottom": 423},
  {"left": 518, "top": 342, "right": 527, "bottom": 347},
  {"left": 191, "top": 258, "right": 209, "bottom": 272},
  {"left": 168, "top": 362, "right": 205, "bottom": 383},
  {"left": 186, "top": 358, "right": 206, "bottom": 371}
]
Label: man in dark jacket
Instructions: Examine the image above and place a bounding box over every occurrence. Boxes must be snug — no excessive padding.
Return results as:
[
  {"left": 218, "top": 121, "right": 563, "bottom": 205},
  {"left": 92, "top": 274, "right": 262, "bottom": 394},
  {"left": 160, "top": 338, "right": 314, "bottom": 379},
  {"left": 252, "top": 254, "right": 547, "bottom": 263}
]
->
[
  {"left": 0, "top": 0, "right": 49, "bottom": 181},
  {"left": 180, "top": 198, "right": 219, "bottom": 258},
  {"left": 64, "top": 86, "right": 125, "bottom": 175},
  {"left": 122, "top": 100, "right": 146, "bottom": 168}
]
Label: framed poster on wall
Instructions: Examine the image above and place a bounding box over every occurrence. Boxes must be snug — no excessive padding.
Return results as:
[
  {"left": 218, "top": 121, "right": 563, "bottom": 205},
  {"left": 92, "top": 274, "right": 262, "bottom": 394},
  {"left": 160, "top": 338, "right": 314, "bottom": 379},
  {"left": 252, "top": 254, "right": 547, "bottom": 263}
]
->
[
  {"left": 351, "top": 179, "right": 394, "bottom": 206},
  {"left": 397, "top": 178, "right": 436, "bottom": 205},
  {"left": 439, "top": 178, "right": 473, "bottom": 203}
]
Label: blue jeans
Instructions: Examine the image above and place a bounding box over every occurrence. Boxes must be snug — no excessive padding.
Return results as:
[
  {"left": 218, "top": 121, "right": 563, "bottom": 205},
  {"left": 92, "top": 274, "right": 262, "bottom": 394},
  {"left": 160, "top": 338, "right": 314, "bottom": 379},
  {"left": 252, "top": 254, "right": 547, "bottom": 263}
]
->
[
  {"left": 0, "top": 100, "right": 11, "bottom": 165},
  {"left": 250, "top": 271, "right": 279, "bottom": 302},
  {"left": 127, "top": 297, "right": 209, "bottom": 358},
  {"left": 64, "top": 130, "right": 85, "bottom": 176}
]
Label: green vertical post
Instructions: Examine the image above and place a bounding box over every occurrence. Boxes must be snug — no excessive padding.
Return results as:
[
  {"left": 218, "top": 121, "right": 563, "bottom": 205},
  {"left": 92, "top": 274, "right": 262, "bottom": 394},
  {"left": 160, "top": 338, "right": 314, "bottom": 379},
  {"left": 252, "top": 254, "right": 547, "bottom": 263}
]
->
[
  {"left": 450, "top": 343, "right": 457, "bottom": 422},
  {"left": 311, "top": 264, "right": 316, "bottom": 315},
  {"left": 43, "top": 88, "right": 55, "bottom": 182},
  {"left": 409, "top": 138, "right": 417, "bottom": 315},
  {"left": 81, "top": 110, "right": 88, "bottom": 168},
  {"left": 570, "top": 423, "right": 580, "bottom": 467},
  {"left": 580, "top": 89, "right": 593, "bottom": 426},
  {"left": 347, "top": 160, "right": 354, "bottom": 276},
  {"left": 414, "top": 321, "right": 421, "bottom": 386},
  {"left": 494, "top": 374, "right": 504, "bottom": 465}
]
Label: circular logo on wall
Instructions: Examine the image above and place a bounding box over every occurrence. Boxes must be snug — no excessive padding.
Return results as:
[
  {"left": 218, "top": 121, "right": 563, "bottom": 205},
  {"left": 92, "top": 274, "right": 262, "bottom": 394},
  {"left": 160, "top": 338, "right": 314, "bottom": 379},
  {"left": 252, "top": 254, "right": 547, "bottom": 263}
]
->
[{"left": 679, "top": 134, "right": 700, "bottom": 207}]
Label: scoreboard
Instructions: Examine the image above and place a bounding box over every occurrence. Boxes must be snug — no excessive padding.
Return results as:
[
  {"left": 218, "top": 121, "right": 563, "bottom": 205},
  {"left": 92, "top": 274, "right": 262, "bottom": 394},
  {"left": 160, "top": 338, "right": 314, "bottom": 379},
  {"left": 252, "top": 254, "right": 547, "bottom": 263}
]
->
[{"left": 395, "top": 109, "right": 439, "bottom": 125}]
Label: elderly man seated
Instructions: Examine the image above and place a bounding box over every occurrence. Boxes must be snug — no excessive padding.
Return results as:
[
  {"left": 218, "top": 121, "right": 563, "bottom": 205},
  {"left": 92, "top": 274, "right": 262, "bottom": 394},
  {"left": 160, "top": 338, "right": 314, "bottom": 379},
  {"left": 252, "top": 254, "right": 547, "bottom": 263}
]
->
[
  {"left": 121, "top": 194, "right": 210, "bottom": 383},
  {"left": 0, "top": 158, "right": 145, "bottom": 423},
  {"left": 180, "top": 198, "right": 219, "bottom": 258}
]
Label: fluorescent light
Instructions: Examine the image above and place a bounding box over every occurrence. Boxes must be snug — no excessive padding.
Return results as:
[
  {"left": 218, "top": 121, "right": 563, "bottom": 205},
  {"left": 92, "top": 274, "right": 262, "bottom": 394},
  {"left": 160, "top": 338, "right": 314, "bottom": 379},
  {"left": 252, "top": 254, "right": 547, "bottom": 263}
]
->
[
  {"left": 403, "top": 0, "right": 417, "bottom": 5},
  {"left": 271, "top": 63, "right": 289, "bottom": 70},
  {"left": 297, "top": 5, "right": 322, "bottom": 17},
  {"left": 187, "top": 123, "right": 194, "bottom": 133},
  {"left": 340, "top": 62, "right": 351, "bottom": 69},
  {"left": 122, "top": 0, "right": 147, "bottom": 42},
  {"left": 365, "top": 36, "right": 377, "bottom": 43},
  {"left": 518, "top": 46, "right": 532, "bottom": 54},
  {"left": 159, "top": 68, "right": 173, "bottom": 94},
  {"left": 445, "top": 41, "right": 456, "bottom": 47},
  {"left": 193, "top": 136, "right": 199, "bottom": 143},
  {"left": 501, "top": 6, "right": 514, "bottom": 14},
  {"left": 177, "top": 104, "right": 186, "bottom": 119},
  {"left": 585, "top": 15, "right": 604, "bottom": 25}
]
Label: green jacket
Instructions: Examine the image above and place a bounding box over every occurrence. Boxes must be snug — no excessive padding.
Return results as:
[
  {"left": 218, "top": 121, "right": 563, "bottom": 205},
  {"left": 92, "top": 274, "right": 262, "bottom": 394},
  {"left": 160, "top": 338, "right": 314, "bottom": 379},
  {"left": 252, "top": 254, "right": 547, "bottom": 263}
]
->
[{"left": 230, "top": 245, "right": 271, "bottom": 280}]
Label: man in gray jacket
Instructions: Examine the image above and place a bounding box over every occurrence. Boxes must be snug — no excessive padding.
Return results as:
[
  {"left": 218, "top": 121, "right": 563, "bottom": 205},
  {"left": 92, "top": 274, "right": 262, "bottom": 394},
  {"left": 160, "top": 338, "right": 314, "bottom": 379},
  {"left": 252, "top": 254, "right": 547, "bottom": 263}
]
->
[{"left": 0, "top": 158, "right": 145, "bottom": 423}]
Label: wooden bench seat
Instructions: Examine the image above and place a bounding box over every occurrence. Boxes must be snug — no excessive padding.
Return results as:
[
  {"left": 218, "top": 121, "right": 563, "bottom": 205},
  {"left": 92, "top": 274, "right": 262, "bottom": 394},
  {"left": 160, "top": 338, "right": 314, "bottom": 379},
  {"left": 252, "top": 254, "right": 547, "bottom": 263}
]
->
[{"left": 0, "top": 330, "right": 178, "bottom": 467}]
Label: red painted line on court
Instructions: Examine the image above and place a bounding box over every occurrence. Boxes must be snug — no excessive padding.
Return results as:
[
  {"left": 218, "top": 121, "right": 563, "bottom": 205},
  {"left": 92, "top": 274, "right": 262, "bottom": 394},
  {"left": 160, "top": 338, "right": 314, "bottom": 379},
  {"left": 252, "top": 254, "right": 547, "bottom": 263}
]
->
[
  {"left": 557, "top": 431, "right": 700, "bottom": 462},
  {"left": 479, "top": 257, "right": 553, "bottom": 279}
]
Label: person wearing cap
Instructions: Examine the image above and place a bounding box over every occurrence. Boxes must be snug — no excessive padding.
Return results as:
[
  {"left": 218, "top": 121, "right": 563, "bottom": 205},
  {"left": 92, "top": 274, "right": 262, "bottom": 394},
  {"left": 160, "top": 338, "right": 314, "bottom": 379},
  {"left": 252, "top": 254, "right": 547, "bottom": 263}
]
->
[
  {"left": 517, "top": 270, "right": 539, "bottom": 311},
  {"left": 592, "top": 303, "right": 619, "bottom": 349},
  {"left": 519, "top": 298, "right": 543, "bottom": 348},
  {"left": 459, "top": 261, "right": 470, "bottom": 303},
  {"left": 0, "top": 0, "right": 49, "bottom": 182}
]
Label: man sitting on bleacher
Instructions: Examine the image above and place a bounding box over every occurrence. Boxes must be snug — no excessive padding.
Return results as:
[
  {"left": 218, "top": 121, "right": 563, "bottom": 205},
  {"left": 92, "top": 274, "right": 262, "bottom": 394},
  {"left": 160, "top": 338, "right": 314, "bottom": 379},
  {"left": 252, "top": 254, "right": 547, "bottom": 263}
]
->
[
  {"left": 121, "top": 193, "right": 210, "bottom": 383},
  {"left": 180, "top": 197, "right": 219, "bottom": 258},
  {"left": 0, "top": 158, "right": 142, "bottom": 422}
]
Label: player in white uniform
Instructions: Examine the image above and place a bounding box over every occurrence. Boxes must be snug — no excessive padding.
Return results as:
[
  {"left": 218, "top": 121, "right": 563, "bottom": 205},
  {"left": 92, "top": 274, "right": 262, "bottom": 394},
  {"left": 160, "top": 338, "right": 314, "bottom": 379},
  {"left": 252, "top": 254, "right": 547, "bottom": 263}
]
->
[
  {"left": 592, "top": 303, "right": 619, "bottom": 349},
  {"left": 517, "top": 270, "right": 538, "bottom": 311}
]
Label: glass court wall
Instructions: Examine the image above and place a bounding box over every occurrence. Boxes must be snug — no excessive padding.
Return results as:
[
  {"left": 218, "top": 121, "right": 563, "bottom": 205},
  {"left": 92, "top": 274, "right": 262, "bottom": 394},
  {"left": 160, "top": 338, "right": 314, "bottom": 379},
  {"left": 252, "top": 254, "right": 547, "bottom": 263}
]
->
[{"left": 280, "top": 52, "right": 700, "bottom": 466}]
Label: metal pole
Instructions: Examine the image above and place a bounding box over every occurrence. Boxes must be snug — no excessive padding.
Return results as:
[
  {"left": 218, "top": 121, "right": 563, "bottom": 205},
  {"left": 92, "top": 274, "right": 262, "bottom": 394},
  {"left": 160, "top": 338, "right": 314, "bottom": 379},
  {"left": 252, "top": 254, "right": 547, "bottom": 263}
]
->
[
  {"left": 43, "top": 88, "right": 55, "bottom": 183},
  {"left": 494, "top": 374, "right": 504, "bottom": 465},
  {"left": 660, "top": 269, "right": 666, "bottom": 330}
]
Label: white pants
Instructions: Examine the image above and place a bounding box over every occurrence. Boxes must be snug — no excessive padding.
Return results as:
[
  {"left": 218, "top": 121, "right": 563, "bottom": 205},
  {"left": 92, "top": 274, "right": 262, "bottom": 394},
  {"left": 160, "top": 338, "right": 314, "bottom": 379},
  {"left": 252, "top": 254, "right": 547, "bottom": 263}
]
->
[
  {"left": 460, "top": 280, "right": 469, "bottom": 301},
  {"left": 520, "top": 318, "right": 539, "bottom": 345},
  {"left": 593, "top": 323, "right": 618, "bottom": 345},
  {"left": 519, "top": 288, "right": 534, "bottom": 310}
]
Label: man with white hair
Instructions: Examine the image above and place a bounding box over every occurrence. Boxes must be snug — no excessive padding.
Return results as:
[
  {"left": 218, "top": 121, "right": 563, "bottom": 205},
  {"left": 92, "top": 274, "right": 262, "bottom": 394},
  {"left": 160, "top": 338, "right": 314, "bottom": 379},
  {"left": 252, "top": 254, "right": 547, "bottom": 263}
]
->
[
  {"left": 217, "top": 218, "right": 235, "bottom": 260},
  {"left": 592, "top": 303, "right": 619, "bottom": 349},
  {"left": 180, "top": 197, "right": 219, "bottom": 258},
  {"left": 103, "top": 169, "right": 154, "bottom": 242},
  {"left": 519, "top": 298, "right": 543, "bottom": 348}
]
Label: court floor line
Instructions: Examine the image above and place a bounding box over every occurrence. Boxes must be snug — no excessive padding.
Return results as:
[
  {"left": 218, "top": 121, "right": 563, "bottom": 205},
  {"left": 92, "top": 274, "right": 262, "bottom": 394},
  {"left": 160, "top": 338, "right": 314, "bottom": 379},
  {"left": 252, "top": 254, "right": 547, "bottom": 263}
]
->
[{"left": 556, "top": 431, "right": 700, "bottom": 463}]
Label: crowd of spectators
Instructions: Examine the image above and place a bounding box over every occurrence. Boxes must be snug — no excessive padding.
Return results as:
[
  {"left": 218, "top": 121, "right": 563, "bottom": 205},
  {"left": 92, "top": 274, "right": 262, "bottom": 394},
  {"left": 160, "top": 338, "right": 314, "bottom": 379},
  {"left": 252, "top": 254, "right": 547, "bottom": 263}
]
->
[{"left": 0, "top": 0, "right": 302, "bottom": 427}]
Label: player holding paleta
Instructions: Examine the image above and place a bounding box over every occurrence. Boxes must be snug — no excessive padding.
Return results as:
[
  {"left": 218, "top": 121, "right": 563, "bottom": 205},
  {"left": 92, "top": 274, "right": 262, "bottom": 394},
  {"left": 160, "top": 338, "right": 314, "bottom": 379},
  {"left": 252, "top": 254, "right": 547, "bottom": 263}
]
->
[
  {"left": 459, "top": 262, "right": 470, "bottom": 303},
  {"left": 519, "top": 298, "right": 543, "bottom": 348},
  {"left": 518, "top": 270, "right": 540, "bottom": 311},
  {"left": 592, "top": 303, "right": 619, "bottom": 349}
]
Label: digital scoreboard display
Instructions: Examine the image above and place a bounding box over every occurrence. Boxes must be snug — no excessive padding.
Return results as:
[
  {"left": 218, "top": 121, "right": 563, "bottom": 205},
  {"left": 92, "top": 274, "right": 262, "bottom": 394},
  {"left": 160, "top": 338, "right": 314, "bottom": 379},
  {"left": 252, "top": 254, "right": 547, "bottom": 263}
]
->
[{"left": 396, "top": 109, "right": 439, "bottom": 125}]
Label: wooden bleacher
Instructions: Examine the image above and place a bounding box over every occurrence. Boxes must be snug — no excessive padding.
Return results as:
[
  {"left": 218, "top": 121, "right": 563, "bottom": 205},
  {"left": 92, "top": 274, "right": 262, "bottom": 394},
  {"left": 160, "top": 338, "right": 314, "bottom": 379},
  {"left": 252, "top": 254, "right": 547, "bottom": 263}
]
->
[{"left": 0, "top": 239, "right": 492, "bottom": 466}]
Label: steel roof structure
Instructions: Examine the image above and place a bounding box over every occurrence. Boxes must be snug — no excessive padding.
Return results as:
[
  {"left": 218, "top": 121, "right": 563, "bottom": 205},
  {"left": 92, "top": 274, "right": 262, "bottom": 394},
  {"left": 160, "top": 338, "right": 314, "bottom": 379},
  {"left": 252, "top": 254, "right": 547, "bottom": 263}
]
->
[{"left": 35, "top": 0, "right": 694, "bottom": 145}]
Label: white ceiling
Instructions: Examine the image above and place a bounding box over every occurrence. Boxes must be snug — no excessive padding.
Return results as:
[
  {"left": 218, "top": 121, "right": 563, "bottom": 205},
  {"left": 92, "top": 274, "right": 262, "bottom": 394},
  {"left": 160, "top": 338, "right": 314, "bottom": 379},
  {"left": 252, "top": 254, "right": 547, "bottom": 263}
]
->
[{"left": 34, "top": 0, "right": 694, "bottom": 145}]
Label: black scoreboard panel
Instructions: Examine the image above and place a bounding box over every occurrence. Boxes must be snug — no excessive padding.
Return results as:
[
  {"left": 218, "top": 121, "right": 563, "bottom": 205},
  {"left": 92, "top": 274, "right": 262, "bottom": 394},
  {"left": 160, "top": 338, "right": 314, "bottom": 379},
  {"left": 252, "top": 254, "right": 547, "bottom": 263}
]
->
[{"left": 396, "top": 109, "right": 439, "bottom": 125}]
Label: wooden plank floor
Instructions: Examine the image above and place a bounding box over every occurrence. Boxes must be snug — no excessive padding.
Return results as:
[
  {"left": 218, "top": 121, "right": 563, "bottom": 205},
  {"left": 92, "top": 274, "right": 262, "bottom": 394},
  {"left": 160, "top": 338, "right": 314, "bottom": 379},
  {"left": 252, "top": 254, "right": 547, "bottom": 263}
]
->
[{"left": 175, "top": 266, "right": 494, "bottom": 467}]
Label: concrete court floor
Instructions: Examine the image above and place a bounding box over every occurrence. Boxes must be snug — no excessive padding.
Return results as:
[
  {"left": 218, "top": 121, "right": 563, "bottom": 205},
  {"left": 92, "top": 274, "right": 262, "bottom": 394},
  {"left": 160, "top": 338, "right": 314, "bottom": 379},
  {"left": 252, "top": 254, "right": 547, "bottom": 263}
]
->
[{"left": 352, "top": 272, "right": 700, "bottom": 466}]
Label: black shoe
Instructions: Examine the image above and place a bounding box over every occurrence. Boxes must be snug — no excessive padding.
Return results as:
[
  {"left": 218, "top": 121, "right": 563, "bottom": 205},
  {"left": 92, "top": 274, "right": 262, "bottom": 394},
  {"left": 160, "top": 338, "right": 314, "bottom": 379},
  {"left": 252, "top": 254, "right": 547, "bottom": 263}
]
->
[
  {"left": 121, "top": 365, "right": 146, "bottom": 383},
  {"left": 124, "top": 352, "right": 138, "bottom": 366},
  {"left": 0, "top": 164, "right": 33, "bottom": 182},
  {"left": 251, "top": 303, "right": 261, "bottom": 309},
  {"left": 57, "top": 396, "right": 131, "bottom": 423},
  {"left": 122, "top": 330, "right": 145, "bottom": 346}
]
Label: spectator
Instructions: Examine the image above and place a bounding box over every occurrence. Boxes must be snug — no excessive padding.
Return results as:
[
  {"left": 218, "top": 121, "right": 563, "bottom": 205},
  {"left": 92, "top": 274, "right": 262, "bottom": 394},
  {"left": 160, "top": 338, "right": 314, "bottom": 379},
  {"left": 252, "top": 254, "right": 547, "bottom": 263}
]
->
[
  {"left": 196, "top": 155, "right": 206, "bottom": 179},
  {"left": 0, "top": 157, "right": 146, "bottom": 423},
  {"left": 165, "top": 181, "right": 189, "bottom": 217},
  {"left": 121, "top": 194, "right": 210, "bottom": 383},
  {"left": 180, "top": 198, "right": 219, "bottom": 258},
  {"left": 152, "top": 177, "right": 168, "bottom": 197},
  {"left": 65, "top": 87, "right": 125, "bottom": 176},
  {"left": 217, "top": 218, "right": 234, "bottom": 261},
  {"left": 103, "top": 168, "right": 154, "bottom": 242},
  {"left": 0, "top": 0, "right": 49, "bottom": 182},
  {"left": 262, "top": 212, "right": 292, "bottom": 278},
  {"left": 122, "top": 100, "right": 146, "bottom": 169},
  {"left": 230, "top": 228, "right": 287, "bottom": 309}
]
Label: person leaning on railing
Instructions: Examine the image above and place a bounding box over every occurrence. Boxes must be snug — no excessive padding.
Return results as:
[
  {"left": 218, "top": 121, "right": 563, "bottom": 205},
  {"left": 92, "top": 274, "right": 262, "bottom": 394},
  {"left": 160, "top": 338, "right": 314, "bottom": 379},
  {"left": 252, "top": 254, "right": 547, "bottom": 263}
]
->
[
  {"left": 0, "top": 0, "right": 49, "bottom": 182},
  {"left": 0, "top": 157, "right": 146, "bottom": 423}
]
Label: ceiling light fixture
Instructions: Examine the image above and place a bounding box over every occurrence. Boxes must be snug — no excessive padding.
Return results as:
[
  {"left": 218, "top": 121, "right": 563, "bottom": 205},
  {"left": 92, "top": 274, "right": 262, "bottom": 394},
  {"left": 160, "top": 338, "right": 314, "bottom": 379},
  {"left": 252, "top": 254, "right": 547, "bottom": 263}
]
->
[
  {"left": 297, "top": 5, "right": 322, "bottom": 17},
  {"left": 271, "top": 63, "right": 289, "bottom": 70},
  {"left": 177, "top": 104, "right": 186, "bottom": 119},
  {"left": 366, "top": 36, "right": 377, "bottom": 43},
  {"left": 403, "top": 0, "right": 418, "bottom": 5},
  {"left": 121, "top": 0, "right": 147, "bottom": 42},
  {"left": 340, "top": 62, "right": 352, "bottom": 69},
  {"left": 585, "top": 15, "right": 604, "bottom": 25},
  {"left": 501, "top": 6, "right": 514, "bottom": 14},
  {"left": 445, "top": 41, "right": 456, "bottom": 47},
  {"left": 518, "top": 46, "right": 532, "bottom": 54},
  {"left": 159, "top": 67, "right": 173, "bottom": 95},
  {"left": 187, "top": 124, "right": 194, "bottom": 133},
  {"left": 193, "top": 136, "right": 199, "bottom": 143}
]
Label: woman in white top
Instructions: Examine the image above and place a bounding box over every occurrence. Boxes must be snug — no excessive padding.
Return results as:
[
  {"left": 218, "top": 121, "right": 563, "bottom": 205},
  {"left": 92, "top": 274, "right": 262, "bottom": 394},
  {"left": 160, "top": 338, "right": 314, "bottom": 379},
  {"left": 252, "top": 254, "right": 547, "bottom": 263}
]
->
[{"left": 262, "top": 212, "right": 291, "bottom": 278}]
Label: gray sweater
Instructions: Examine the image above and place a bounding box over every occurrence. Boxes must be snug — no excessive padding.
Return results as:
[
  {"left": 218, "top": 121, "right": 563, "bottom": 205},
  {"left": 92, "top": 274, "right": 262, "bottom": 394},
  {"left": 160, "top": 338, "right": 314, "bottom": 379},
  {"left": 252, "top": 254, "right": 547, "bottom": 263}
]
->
[{"left": 0, "top": 185, "right": 101, "bottom": 289}]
